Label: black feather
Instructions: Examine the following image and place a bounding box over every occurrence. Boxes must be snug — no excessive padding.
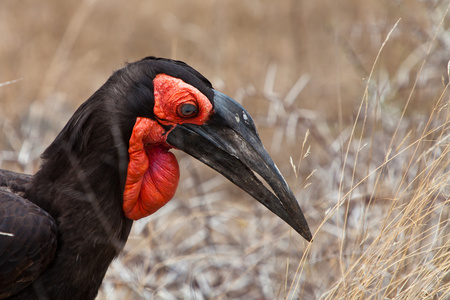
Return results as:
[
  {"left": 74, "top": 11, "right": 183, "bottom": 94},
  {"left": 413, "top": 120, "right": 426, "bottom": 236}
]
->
[{"left": 0, "top": 57, "right": 214, "bottom": 299}]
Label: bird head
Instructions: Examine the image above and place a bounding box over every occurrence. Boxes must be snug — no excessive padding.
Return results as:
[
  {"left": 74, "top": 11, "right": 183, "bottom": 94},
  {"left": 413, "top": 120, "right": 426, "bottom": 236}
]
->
[
  {"left": 113, "top": 57, "right": 312, "bottom": 241},
  {"left": 50, "top": 57, "right": 312, "bottom": 241}
]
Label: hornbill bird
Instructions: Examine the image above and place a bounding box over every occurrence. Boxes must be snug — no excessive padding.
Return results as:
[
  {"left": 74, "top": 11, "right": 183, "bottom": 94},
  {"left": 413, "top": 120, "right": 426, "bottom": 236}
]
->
[{"left": 0, "top": 57, "right": 311, "bottom": 299}]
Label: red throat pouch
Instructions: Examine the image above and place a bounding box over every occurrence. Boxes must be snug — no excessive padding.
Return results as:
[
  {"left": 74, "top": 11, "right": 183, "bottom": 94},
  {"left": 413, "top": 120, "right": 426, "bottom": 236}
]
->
[
  {"left": 123, "top": 74, "right": 212, "bottom": 219},
  {"left": 123, "top": 117, "right": 180, "bottom": 220}
]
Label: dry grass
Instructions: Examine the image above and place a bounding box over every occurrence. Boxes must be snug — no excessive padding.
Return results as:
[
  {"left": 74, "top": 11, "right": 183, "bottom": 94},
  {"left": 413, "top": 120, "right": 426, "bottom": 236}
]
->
[{"left": 1, "top": 0, "right": 449, "bottom": 299}]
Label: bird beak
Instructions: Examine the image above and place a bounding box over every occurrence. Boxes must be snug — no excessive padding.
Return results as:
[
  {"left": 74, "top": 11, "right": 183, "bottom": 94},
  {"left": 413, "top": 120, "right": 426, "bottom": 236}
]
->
[{"left": 166, "top": 90, "right": 312, "bottom": 241}]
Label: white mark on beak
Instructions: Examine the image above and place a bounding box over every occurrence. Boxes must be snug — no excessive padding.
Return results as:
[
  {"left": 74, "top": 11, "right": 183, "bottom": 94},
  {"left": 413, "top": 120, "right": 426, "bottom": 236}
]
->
[{"left": 242, "top": 112, "right": 249, "bottom": 124}]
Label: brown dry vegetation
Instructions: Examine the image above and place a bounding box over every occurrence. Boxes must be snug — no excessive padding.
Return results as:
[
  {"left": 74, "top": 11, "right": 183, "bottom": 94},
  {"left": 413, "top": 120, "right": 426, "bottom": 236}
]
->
[{"left": 1, "top": 0, "right": 449, "bottom": 299}]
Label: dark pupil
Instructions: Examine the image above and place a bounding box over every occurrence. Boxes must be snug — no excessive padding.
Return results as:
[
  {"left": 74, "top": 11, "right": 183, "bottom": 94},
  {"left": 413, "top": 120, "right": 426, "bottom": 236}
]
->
[{"left": 181, "top": 103, "right": 198, "bottom": 116}]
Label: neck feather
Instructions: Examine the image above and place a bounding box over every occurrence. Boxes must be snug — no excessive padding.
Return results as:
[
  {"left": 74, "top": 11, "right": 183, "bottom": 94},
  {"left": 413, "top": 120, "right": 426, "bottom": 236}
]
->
[{"left": 24, "top": 94, "right": 134, "bottom": 299}]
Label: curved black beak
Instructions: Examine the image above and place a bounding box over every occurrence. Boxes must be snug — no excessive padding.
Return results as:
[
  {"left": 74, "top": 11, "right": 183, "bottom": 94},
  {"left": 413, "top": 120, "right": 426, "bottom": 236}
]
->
[{"left": 167, "top": 90, "right": 312, "bottom": 241}]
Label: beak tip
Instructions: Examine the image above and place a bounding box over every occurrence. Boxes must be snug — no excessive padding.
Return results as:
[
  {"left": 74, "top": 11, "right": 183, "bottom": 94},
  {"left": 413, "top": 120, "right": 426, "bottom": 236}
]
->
[
  {"left": 304, "top": 230, "right": 313, "bottom": 242},
  {"left": 296, "top": 221, "right": 312, "bottom": 242}
]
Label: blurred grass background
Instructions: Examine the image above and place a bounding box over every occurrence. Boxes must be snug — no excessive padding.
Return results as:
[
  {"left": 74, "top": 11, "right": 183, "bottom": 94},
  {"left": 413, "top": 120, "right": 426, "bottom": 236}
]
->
[{"left": 0, "top": 0, "right": 449, "bottom": 299}]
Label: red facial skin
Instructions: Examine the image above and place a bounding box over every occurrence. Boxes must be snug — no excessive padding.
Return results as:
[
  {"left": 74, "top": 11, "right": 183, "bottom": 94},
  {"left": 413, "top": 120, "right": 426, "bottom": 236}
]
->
[{"left": 123, "top": 74, "right": 213, "bottom": 220}]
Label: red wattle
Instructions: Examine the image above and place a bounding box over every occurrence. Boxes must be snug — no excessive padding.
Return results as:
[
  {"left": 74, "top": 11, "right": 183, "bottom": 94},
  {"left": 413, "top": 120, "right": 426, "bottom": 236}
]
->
[
  {"left": 123, "top": 118, "right": 180, "bottom": 220},
  {"left": 123, "top": 75, "right": 214, "bottom": 220},
  {"left": 135, "top": 147, "right": 179, "bottom": 218}
]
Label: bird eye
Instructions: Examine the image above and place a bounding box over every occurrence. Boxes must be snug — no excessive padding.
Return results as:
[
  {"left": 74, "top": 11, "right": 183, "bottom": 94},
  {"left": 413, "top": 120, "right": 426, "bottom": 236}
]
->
[{"left": 177, "top": 102, "right": 198, "bottom": 118}]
